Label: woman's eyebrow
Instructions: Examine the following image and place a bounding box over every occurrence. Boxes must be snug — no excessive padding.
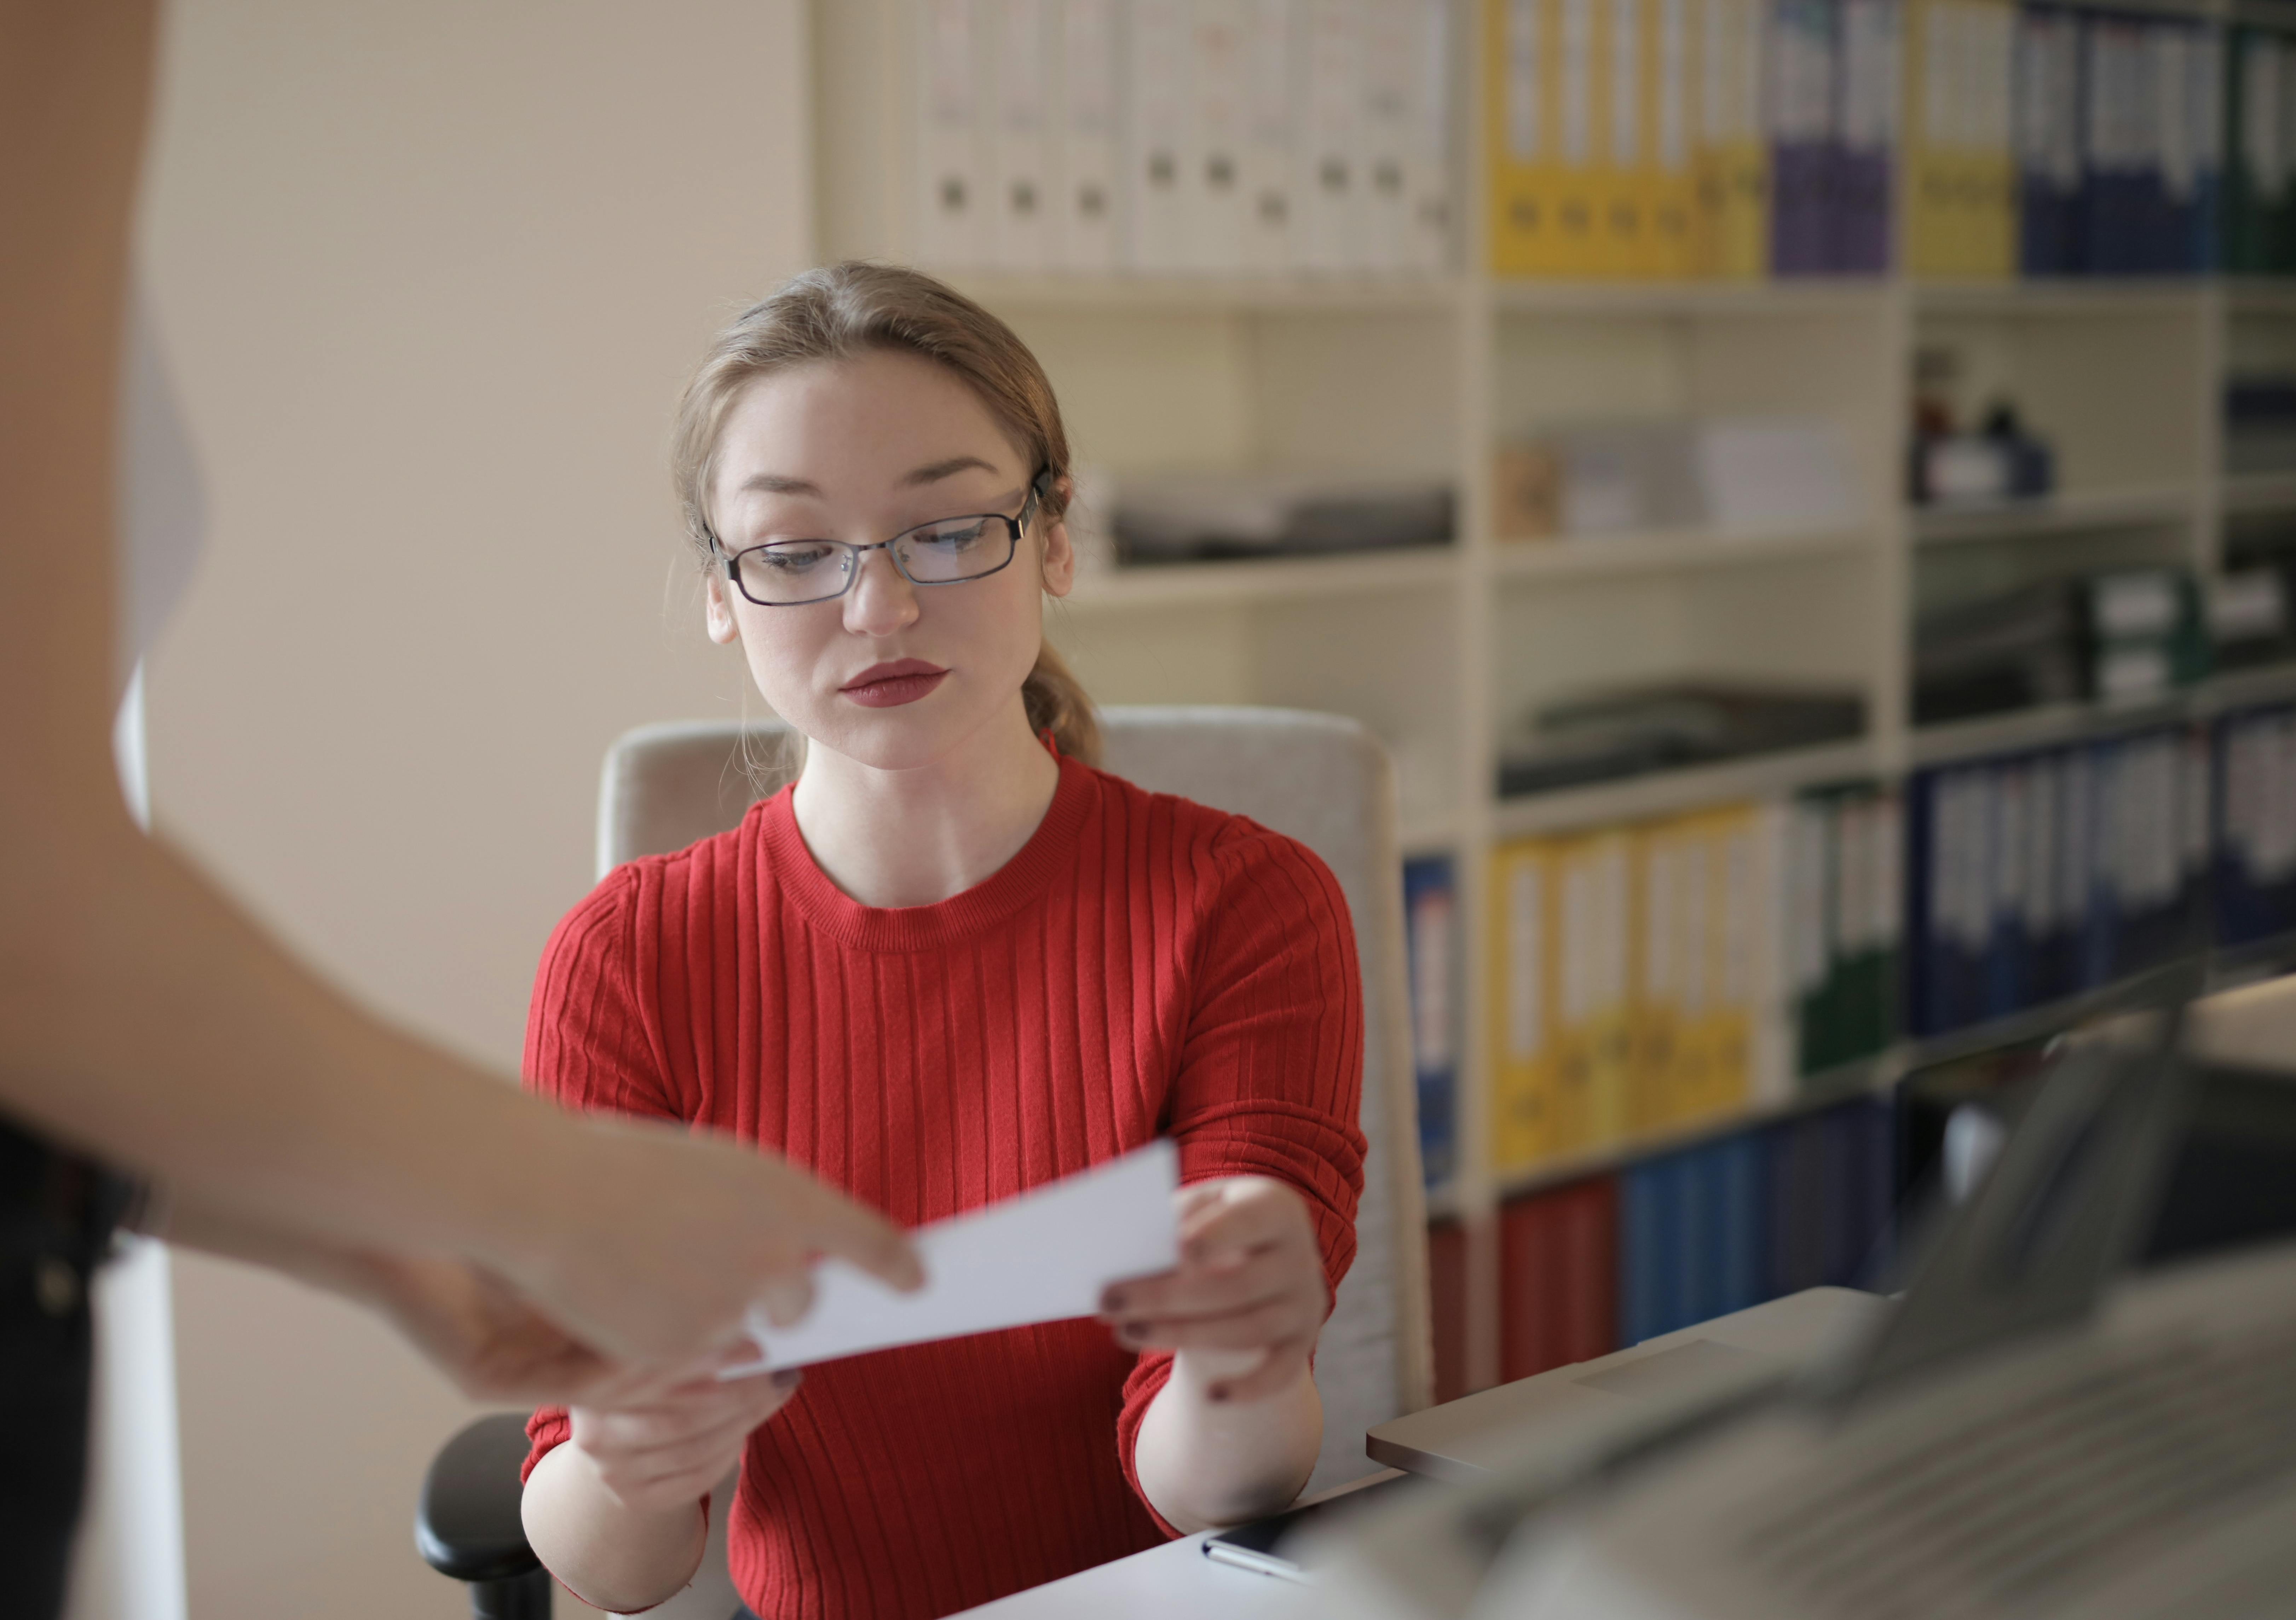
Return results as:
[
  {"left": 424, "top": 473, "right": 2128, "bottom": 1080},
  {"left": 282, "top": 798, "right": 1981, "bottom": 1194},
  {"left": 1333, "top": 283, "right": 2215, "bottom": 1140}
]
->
[
  {"left": 900, "top": 455, "right": 999, "bottom": 487},
  {"left": 738, "top": 471, "right": 824, "bottom": 497}
]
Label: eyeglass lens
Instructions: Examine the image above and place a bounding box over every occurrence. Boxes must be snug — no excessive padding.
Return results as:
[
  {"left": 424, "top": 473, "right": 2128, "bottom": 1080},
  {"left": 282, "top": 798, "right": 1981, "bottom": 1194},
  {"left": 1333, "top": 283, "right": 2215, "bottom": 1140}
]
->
[{"left": 731, "top": 514, "right": 1018, "bottom": 605}]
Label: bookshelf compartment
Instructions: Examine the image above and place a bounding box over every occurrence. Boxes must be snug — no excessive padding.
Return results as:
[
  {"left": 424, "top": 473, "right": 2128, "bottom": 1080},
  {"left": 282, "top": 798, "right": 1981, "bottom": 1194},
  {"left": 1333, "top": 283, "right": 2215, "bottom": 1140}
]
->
[{"left": 1912, "top": 303, "right": 2206, "bottom": 502}]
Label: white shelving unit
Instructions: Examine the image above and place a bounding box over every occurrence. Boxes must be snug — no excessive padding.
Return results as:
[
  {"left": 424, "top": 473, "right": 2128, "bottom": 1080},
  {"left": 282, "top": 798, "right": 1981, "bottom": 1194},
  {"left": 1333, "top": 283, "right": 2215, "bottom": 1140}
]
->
[{"left": 813, "top": 0, "right": 2296, "bottom": 1394}]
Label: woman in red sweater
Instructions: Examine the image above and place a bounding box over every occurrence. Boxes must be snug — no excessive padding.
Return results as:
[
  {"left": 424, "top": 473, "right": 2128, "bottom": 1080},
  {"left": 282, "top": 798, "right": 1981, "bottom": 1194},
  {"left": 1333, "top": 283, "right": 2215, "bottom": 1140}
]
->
[{"left": 518, "top": 263, "right": 1366, "bottom": 1619}]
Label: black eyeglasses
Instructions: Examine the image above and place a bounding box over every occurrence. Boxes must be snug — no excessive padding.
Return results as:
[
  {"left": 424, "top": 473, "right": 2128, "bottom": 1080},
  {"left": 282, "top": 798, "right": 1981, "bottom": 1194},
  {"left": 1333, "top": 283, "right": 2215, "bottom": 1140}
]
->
[{"left": 713, "top": 470, "right": 1054, "bottom": 607}]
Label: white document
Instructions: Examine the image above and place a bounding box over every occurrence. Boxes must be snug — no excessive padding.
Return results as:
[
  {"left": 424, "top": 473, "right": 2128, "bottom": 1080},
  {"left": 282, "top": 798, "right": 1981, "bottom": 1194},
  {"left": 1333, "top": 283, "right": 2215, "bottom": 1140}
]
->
[{"left": 726, "top": 1139, "right": 1181, "bottom": 1376}]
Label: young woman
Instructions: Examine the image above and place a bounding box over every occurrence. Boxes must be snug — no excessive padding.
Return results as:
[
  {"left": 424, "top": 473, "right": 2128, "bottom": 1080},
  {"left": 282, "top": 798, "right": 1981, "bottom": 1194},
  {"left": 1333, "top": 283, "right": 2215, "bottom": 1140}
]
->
[{"left": 517, "top": 264, "right": 1368, "bottom": 1619}]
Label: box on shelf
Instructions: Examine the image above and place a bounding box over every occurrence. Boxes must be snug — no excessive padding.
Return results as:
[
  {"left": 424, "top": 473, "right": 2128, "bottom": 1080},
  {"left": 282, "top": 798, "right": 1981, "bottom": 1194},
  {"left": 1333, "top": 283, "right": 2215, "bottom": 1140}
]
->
[
  {"left": 1495, "top": 417, "right": 1858, "bottom": 543},
  {"left": 1106, "top": 470, "right": 1454, "bottom": 565}
]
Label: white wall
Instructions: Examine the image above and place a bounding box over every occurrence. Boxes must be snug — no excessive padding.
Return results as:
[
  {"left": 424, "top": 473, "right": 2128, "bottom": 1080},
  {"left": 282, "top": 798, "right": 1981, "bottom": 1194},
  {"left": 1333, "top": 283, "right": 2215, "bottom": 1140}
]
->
[{"left": 137, "top": 4, "right": 812, "bottom": 1614}]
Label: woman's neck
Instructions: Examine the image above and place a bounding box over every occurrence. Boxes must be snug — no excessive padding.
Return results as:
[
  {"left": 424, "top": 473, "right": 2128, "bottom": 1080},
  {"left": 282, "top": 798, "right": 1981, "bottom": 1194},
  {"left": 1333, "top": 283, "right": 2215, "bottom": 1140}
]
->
[{"left": 789, "top": 705, "right": 1062, "bottom": 909}]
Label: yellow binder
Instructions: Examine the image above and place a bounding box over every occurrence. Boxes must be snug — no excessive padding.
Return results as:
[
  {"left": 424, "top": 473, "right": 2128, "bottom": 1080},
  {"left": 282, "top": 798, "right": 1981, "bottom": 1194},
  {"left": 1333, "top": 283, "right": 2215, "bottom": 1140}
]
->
[
  {"left": 1906, "top": 0, "right": 2017, "bottom": 279},
  {"left": 1693, "top": 0, "right": 1770, "bottom": 277},
  {"left": 1488, "top": 836, "right": 1564, "bottom": 1170},
  {"left": 1488, "top": 0, "right": 1609, "bottom": 275},
  {"left": 1554, "top": 829, "right": 1634, "bottom": 1151}
]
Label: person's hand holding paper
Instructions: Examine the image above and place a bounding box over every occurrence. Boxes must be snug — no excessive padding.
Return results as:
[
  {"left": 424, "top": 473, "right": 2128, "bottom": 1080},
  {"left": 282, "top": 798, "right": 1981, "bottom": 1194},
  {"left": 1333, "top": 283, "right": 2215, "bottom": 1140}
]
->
[{"left": 724, "top": 1139, "right": 1182, "bottom": 1377}]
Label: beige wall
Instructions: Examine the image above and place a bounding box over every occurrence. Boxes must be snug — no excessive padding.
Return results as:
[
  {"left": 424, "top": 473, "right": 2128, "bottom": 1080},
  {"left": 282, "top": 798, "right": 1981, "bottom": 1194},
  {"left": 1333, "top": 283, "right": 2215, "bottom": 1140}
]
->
[{"left": 138, "top": 4, "right": 811, "bottom": 1613}]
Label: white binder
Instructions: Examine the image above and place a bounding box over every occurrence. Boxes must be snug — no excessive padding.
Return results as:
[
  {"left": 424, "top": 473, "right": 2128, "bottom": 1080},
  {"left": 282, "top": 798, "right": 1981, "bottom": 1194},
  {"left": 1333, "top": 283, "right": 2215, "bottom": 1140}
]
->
[
  {"left": 1402, "top": 0, "right": 1454, "bottom": 272},
  {"left": 1297, "top": 0, "right": 1368, "bottom": 271},
  {"left": 987, "top": 0, "right": 1052, "bottom": 271},
  {"left": 1126, "top": 0, "right": 1194, "bottom": 271},
  {"left": 1241, "top": 0, "right": 1300, "bottom": 272},
  {"left": 1358, "top": 0, "right": 1417, "bottom": 270},
  {"left": 1054, "top": 0, "right": 1123, "bottom": 271},
  {"left": 916, "top": 0, "right": 988, "bottom": 270},
  {"left": 1189, "top": 0, "right": 1255, "bottom": 271}
]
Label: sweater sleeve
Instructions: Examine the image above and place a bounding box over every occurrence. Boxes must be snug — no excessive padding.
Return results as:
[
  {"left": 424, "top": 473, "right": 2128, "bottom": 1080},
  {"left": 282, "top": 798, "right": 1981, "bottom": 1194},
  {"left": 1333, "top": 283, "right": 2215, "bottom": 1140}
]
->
[
  {"left": 1115, "top": 826, "right": 1369, "bottom": 1529},
  {"left": 519, "top": 864, "right": 685, "bottom": 1485}
]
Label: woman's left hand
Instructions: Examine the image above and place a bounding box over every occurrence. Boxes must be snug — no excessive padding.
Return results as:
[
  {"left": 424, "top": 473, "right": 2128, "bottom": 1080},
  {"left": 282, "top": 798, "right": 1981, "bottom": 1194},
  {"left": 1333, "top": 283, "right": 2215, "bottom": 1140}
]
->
[{"left": 1099, "top": 1175, "right": 1327, "bottom": 1404}]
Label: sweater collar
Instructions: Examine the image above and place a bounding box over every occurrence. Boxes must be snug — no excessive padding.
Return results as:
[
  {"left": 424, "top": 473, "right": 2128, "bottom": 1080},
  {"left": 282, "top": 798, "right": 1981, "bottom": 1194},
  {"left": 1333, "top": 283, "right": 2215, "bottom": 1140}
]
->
[{"left": 757, "top": 754, "right": 1094, "bottom": 951}]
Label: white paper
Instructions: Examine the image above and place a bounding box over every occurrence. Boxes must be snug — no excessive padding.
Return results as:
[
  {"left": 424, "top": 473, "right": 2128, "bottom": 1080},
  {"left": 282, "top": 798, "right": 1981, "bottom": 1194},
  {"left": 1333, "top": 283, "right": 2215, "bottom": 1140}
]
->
[{"left": 724, "top": 1140, "right": 1180, "bottom": 1377}]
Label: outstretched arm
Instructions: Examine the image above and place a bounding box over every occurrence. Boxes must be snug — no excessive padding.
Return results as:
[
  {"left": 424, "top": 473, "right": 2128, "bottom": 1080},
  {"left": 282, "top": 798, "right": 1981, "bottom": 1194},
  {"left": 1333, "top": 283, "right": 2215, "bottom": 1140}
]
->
[{"left": 0, "top": 1, "right": 917, "bottom": 1372}]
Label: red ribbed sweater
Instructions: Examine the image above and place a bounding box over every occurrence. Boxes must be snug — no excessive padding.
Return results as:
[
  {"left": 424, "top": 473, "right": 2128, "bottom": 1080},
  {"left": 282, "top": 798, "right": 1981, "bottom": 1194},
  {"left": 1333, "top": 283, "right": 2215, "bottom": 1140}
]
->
[{"left": 521, "top": 754, "right": 1365, "bottom": 1620}]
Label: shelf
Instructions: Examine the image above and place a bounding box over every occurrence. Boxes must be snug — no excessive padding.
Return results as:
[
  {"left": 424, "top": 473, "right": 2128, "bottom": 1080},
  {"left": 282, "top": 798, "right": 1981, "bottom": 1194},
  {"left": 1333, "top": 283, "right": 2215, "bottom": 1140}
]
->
[
  {"left": 1913, "top": 279, "right": 2208, "bottom": 317},
  {"left": 1492, "top": 1057, "right": 1891, "bottom": 1203},
  {"left": 2221, "top": 471, "right": 2296, "bottom": 516},
  {"left": 2224, "top": 278, "right": 2296, "bottom": 315},
  {"left": 1911, "top": 484, "right": 2197, "bottom": 546},
  {"left": 1911, "top": 664, "right": 2296, "bottom": 768},
  {"left": 1910, "top": 693, "right": 2193, "bottom": 767},
  {"left": 2197, "top": 660, "right": 2296, "bottom": 715},
  {"left": 1061, "top": 547, "right": 1459, "bottom": 611},
  {"left": 1491, "top": 737, "right": 1878, "bottom": 839},
  {"left": 1491, "top": 278, "right": 1890, "bottom": 317},
  {"left": 1494, "top": 524, "right": 1874, "bottom": 581},
  {"left": 1398, "top": 813, "right": 1459, "bottom": 856},
  {"left": 946, "top": 272, "right": 1463, "bottom": 314}
]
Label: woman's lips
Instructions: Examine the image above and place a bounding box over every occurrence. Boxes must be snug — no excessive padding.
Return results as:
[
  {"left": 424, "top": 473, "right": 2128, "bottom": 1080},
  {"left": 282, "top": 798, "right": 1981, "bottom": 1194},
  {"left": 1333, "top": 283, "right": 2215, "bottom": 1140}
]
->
[{"left": 841, "top": 660, "right": 948, "bottom": 708}]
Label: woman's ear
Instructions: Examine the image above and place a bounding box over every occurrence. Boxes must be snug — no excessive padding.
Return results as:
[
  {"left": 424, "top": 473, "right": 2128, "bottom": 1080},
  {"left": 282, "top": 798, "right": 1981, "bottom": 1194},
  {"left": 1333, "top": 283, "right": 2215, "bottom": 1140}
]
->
[
  {"left": 1038, "top": 479, "right": 1077, "bottom": 601},
  {"left": 704, "top": 572, "right": 742, "bottom": 644}
]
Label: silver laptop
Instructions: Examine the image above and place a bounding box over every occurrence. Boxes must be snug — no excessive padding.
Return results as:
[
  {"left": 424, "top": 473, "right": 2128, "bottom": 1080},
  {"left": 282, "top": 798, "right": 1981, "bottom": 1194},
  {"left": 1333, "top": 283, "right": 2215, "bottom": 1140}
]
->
[{"left": 1366, "top": 1286, "right": 1885, "bottom": 1483}]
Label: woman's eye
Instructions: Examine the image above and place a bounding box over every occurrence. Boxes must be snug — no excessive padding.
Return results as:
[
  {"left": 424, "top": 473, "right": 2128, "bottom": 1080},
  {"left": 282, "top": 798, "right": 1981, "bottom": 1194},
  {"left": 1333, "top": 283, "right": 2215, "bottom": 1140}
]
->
[
  {"left": 759, "top": 543, "right": 836, "bottom": 572},
  {"left": 916, "top": 520, "right": 988, "bottom": 551}
]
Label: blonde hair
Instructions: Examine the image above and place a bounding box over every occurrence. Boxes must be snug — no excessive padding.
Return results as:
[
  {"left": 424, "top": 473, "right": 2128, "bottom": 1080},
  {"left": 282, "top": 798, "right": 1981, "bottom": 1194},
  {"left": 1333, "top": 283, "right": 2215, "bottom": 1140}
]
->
[{"left": 671, "top": 262, "right": 1101, "bottom": 765}]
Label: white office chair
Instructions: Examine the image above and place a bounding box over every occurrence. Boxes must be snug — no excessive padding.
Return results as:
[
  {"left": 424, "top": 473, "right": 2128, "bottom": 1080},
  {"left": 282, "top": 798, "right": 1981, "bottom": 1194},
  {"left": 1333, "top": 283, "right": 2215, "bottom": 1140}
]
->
[{"left": 419, "top": 706, "right": 1434, "bottom": 1620}]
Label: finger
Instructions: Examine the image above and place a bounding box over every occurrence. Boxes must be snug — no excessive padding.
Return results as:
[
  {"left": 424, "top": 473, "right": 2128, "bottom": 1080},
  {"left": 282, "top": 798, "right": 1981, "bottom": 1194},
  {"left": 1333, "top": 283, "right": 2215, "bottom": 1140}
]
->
[
  {"left": 1118, "top": 1296, "right": 1314, "bottom": 1354},
  {"left": 797, "top": 1185, "right": 924, "bottom": 1294},
  {"left": 756, "top": 1273, "right": 814, "bottom": 1331},
  {"left": 1206, "top": 1339, "right": 1313, "bottom": 1405},
  {"left": 1103, "top": 1250, "right": 1293, "bottom": 1321}
]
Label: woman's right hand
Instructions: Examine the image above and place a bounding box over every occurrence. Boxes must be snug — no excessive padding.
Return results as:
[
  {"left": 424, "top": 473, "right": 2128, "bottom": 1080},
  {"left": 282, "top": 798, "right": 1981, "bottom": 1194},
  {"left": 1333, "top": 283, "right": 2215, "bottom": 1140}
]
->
[
  {"left": 566, "top": 1361, "right": 806, "bottom": 1516},
  {"left": 501, "top": 1113, "right": 922, "bottom": 1366}
]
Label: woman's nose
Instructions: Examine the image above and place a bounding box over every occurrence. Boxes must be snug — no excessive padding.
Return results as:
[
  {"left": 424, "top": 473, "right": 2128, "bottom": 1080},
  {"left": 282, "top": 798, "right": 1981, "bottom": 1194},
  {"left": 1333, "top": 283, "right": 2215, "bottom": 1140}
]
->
[{"left": 843, "top": 548, "right": 920, "bottom": 637}]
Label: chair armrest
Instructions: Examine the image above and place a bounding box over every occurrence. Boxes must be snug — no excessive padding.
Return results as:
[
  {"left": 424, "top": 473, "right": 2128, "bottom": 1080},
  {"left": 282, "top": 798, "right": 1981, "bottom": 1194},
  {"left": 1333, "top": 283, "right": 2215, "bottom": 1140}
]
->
[{"left": 416, "top": 1413, "right": 543, "bottom": 1583}]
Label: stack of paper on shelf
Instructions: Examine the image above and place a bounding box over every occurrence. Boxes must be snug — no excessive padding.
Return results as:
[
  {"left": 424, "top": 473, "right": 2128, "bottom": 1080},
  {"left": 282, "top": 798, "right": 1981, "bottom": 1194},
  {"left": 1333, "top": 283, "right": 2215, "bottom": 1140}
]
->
[
  {"left": 1497, "top": 680, "right": 1865, "bottom": 797},
  {"left": 1494, "top": 417, "right": 1857, "bottom": 541},
  {"left": 1107, "top": 470, "right": 1455, "bottom": 563}
]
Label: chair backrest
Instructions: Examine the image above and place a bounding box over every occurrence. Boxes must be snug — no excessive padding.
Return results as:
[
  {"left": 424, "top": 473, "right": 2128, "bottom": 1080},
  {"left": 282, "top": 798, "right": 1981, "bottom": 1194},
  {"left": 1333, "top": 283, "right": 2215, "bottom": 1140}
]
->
[{"left": 598, "top": 707, "right": 1433, "bottom": 1492}]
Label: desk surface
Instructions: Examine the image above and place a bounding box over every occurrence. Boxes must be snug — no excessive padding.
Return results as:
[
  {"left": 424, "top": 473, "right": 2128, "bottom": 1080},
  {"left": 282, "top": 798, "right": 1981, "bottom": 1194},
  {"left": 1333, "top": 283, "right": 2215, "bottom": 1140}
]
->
[{"left": 943, "top": 1473, "right": 1405, "bottom": 1619}]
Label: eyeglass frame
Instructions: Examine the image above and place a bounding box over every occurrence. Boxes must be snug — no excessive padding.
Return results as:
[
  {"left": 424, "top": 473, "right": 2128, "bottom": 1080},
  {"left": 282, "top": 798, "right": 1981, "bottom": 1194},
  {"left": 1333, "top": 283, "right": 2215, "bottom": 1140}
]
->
[{"left": 708, "top": 468, "right": 1057, "bottom": 608}]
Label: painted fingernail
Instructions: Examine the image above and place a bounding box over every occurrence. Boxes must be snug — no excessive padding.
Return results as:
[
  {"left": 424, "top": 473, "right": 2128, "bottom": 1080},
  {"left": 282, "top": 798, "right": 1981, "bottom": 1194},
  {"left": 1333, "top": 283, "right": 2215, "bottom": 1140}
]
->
[
  {"left": 1209, "top": 1384, "right": 1231, "bottom": 1404},
  {"left": 1102, "top": 1288, "right": 1128, "bottom": 1313},
  {"left": 772, "top": 1369, "right": 804, "bottom": 1391},
  {"left": 1117, "top": 1321, "right": 1147, "bottom": 1346}
]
